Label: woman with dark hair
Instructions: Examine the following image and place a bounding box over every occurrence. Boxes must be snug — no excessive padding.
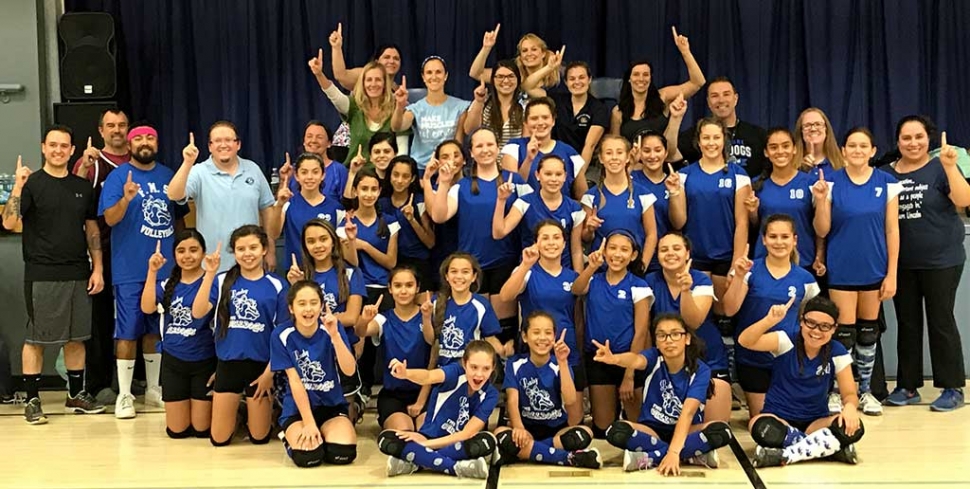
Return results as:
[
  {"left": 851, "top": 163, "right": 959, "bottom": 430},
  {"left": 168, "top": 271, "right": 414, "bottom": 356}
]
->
[
  {"left": 883, "top": 116, "right": 970, "bottom": 412},
  {"left": 463, "top": 59, "right": 526, "bottom": 150},
  {"left": 469, "top": 26, "right": 561, "bottom": 98},
  {"left": 552, "top": 61, "right": 609, "bottom": 168}
]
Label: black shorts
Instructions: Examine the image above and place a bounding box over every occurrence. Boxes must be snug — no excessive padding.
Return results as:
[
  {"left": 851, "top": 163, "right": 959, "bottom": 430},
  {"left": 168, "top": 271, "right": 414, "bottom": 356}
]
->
[
  {"left": 160, "top": 352, "right": 216, "bottom": 402},
  {"left": 376, "top": 388, "right": 427, "bottom": 427},
  {"left": 213, "top": 359, "right": 266, "bottom": 397},
  {"left": 828, "top": 281, "right": 882, "bottom": 292},
  {"left": 692, "top": 259, "right": 732, "bottom": 277},
  {"left": 479, "top": 262, "right": 517, "bottom": 295},
  {"left": 570, "top": 362, "right": 588, "bottom": 391},
  {"left": 710, "top": 369, "right": 731, "bottom": 383},
  {"left": 781, "top": 417, "right": 814, "bottom": 433},
  {"left": 584, "top": 351, "right": 648, "bottom": 388},
  {"left": 281, "top": 404, "right": 349, "bottom": 432},
  {"left": 523, "top": 421, "right": 567, "bottom": 442},
  {"left": 340, "top": 370, "right": 363, "bottom": 397},
  {"left": 737, "top": 363, "right": 772, "bottom": 394},
  {"left": 398, "top": 255, "right": 433, "bottom": 292},
  {"left": 642, "top": 421, "right": 676, "bottom": 443}
]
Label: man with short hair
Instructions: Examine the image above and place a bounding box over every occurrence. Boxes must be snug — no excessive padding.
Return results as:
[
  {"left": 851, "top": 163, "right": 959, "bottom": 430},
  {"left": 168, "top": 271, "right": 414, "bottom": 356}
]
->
[
  {"left": 2, "top": 125, "right": 106, "bottom": 424},
  {"left": 279, "top": 120, "right": 347, "bottom": 202}
]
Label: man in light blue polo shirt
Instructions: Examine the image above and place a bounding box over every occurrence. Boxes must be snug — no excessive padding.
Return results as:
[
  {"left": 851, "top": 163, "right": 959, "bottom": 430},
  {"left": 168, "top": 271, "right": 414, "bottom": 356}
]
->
[{"left": 167, "top": 120, "right": 276, "bottom": 272}]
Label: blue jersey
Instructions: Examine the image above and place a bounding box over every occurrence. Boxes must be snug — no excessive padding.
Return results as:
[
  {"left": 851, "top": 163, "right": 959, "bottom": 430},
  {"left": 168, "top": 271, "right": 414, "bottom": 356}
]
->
[
  {"left": 419, "top": 363, "right": 500, "bottom": 439},
  {"left": 518, "top": 264, "right": 580, "bottom": 365},
  {"left": 435, "top": 293, "right": 502, "bottom": 365},
  {"left": 762, "top": 331, "right": 851, "bottom": 423},
  {"left": 805, "top": 159, "right": 834, "bottom": 181},
  {"left": 286, "top": 160, "right": 349, "bottom": 202},
  {"left": 679, "top": 162, "right": 750, "bottom": 263},
  {"left": 271, "top": 323, "right": 350, "bottom": 425},
  {"left": 503, "top": 354, "right": 569, "bottom": 428},
  {"left": 511, "top": 192, "right": 585, "bottom": 269},
  {"left": 98, "top": 162, "right": 181, "bottom": 284},
  {"left": 734, "top": 260, "right": 820, "bottom": 369},
  {"left": 373, "top": 309, "right": 431, "bottom": 392},
  {"left": 448, "top": 171, "right": 531, "bottom": 268},
  {"left": 155, "top": 277, "right": 215, "bottom": 362},
  {"left": 312, "top": 266, "right": 367, "bottom": 345},
  {"left": 379, "top": 193, "right": 431, "bottom": 261},
  {"left": 583, "top": 272, "right": 652, "bottom": 353},
  {"left": 631, "top": 173, "right": 672, "bottom": 271},
  {"left": 210, "top": 272, "right": 289, "bottom": 362},
  {"left": 338, "top": 213, "right": 400, "bottom": 287},
  {"left": 826, "top": 169, "right": 902, "bottom": 286},
  {"left": 501, "top": 137, "right": 586, "bottom": 196},
  {"left": 644, "top": 270, "right": 728, "bottom": 371},
  {"left": 753, "top": 172, "right": 816, "bottom": 266},
  {"left": 281, "top": 193, "right": 344, "bottom": 270},
  {"left": 637, "top": 348, "right": 711, "bottom": 426},
  {"left": 581, "top": 183, "right": 657, "bottom": 252}
]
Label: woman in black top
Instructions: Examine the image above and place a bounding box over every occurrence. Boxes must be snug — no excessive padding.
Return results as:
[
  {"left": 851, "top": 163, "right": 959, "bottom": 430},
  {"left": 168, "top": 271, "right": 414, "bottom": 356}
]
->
[
  {"left": 883, "top": 115, "right": 970, "bottom": 412},
  {"left": 552, "top": 62, "right": 609, "bottom": 168}
]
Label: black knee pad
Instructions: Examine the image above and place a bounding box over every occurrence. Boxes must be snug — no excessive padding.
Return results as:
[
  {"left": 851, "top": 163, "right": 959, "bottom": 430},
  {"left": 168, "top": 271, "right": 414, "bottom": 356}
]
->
[
  {"left": 166, "top": 427, "right": 194, "bottom": 439},
  {"left": 559, "top": 426, "right": 593, "bottom": 450},
  {"left": 835, "top": 325, "right": 857, "bottom": 351},
  {"left": 701, "top": 421, "right": 733, "bottom": 449},
  {"left": 291, "top": 445, "right": 327, "bottom": 468},
  {"left": 210, "top": 435, "right": 232, "bottom": 447},
  {"left": 464, "top": 432, "right": 497, "bottom": 458},
  {"left": 496, "top": 430, "right": 519, "bottom": 458},
  {"left": 249, "top": 429, "right": 272, "bottom": 445},
  {"left": 605, "top": 420, "right": 634, "bottom": 449},
  {"left": 856, "top": 321, "right": 879, "bottom": 346},
  {"left": 323, "top": 443, "right": 357, "bottom": 465},
  {"left": 377, "top": 430, "right": 406, "bottom": 458},
  {"left": 591, "top": 424, "right": 608, "bottom": 440},
  {"left": 193, "top": 428, "right": 210, "bottom": 439},
  {"left": 829, "top": 418, "right": 865, "bottom": 446},
  {"left": 751, "top": 417, "right": 788, "bottom": 448}
]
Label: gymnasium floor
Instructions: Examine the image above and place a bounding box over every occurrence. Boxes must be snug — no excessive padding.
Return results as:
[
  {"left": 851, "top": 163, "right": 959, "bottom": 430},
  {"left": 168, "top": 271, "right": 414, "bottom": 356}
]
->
[{"left": 1, "top": 388, "right": 968, "bottom": 489}]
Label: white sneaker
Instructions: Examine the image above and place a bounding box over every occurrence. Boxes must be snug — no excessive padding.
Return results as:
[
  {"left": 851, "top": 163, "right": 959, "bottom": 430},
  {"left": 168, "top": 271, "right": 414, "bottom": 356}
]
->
[
  {"left": 623, "top": 450, "right": 654, "bottom": 472},
  {"left": 453, "top": 457, "right": 489, "bottom": 479},
  {"left": 859, "top": 392, "right": 883, "bottom": 416},
  {"left": 828, "top": 392, "right": 843, "bottom": 414},
  {"left": 115, "top": 393, "right": 136, "bottom": 419},
  {"left": 385, "top": 456, "right": 418, "bottom": 477},
  {"left": 686, "top": 449, "right": 719, "bottom": 469},
  {"left": 145, "top": 386, "right": 164, "bottom": 408}
]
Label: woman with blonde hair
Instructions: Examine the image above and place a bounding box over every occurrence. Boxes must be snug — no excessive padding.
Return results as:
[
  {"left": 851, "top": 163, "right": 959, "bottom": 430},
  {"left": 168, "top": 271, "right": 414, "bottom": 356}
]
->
[
  {"left": 469, "top": 26, "right": 561, "bottom": 98},
  {"left": 793, "top": 108, "right": 845, "bottom": 177}
]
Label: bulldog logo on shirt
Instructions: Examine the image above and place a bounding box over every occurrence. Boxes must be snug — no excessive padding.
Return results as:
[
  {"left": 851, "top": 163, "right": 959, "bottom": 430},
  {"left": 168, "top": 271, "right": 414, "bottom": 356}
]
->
[
  {"left": 169, "top": 297, "right": 192, "bottom": 328},
  {"left": 296, "top": 350, "right": 326, "bottom": 383},
  {"left": 141, "top": 195, "right": 172, "bottom": 227},
  {"left": 440, "top": 315, "right": 464, "bottom": 355},
  {"left": 522, "top": 377, "right": 554, "bottom": 412},
  {"left": 232, "top": 289, "right": 260, "bottom": 322}
]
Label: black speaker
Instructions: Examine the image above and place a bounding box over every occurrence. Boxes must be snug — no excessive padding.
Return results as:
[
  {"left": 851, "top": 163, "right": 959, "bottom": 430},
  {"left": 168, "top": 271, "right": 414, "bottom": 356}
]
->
[
  {"left": 58, "top": 12, "right": 116, "bottom": 100},
  {"left": 54, "top": 102, "right": 118, "bottom": 151}
]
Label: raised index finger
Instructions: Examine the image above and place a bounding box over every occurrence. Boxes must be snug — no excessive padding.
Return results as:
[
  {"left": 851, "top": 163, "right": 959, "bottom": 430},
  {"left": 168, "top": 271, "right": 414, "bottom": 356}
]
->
[
  {"left": 785, "top": 295, "right": 796, "bottom": 309},
  {"left": 291, "top": 253, "right": 298, "bottom": 265},
  {"left": 407, "top": 194, "right": 414, "bottom": 206},
  {"left": 671, "top": 26, "right": 679, "bottom": 39},
  {"left": 558, "top": 329, "right": 566, "bottom": 343},
  {"left": 127, "top": 170, "right": 133, "bottom": 183},
  {"left": 87, "top": 137, "right": 93, "bottom": 149},
  {"left": 337, "top": 22, "right": 342, "bottom": 35},
  {"left": 156, "top": 240, "right": 161, "bottom": 254},
  {"left": 189, "top": 132, "right": 195, "bottom": 146},
  {"left": 494, "top": 23, "right": 501, "bottom": 36},
  {"left": 942, "top": 131, "right": 948, "bottom": 148},
  {"left": 16, "top": 155, "right": 22, "bottom": 169}
]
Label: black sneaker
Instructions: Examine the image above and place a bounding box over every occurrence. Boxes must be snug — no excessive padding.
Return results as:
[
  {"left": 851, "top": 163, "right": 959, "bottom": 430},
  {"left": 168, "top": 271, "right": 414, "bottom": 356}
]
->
[
  {"left": 568, "top": 448, "right": 602, "bottom": 469},
  {"left": 25, "top": 397, "right": 48, "bottom": 425},
  {"left": 827, "top": 444, "right": 859, "bottom": 465},
  {"left": 66, "top": 390, "right": 106, "bottom": 414},
  {"left": 752, "top": 446, "right": 786, "bottom": 468}
]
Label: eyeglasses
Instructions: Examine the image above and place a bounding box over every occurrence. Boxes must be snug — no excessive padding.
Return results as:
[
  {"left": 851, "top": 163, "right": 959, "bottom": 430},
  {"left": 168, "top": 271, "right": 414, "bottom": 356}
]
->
[
  {"left": 802, "top": 317, "right": 836, "bottom": 332},
  {"left": 802, "top": 122, "right": 825, "bottom": 130},
  {"left": 494, "top": 74, "right": 516, "bottom": 81},
  {"left": 211, "top": 138, "right": 238, "bottom": 145},
  {"left": 656, "top": 331, "right": 687, "bottom": 342}
]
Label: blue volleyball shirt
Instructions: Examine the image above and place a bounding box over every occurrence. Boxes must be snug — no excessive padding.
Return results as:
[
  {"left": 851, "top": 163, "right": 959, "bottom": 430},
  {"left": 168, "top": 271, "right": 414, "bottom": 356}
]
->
[
  {"left": 501, "top": 137, "right": 586, "bottom": 196},
  {"left": 679, "top": 162, "right": 750, "bottom": 263},
  {"left": 631, "top": 172, "right": 672, "bottom": 271},
  {"left": 447, "top": 171, "right": 532, "bottom": 268},
  {"left": 312, "top": 266, "right": 367, "bottom": 345},
  {"left": 435, "top": 293, "right": 502, "bottom": 365},
  {"left": 503, "top": 354, "right": 569, "bottom": 428},
  {"left": 518, "top": 264, "right": 580, "bottom": 365},
  {"left": 753, "top": 172, "right": 816, "bottom": 265},
  {"left": 826, "top": 168, "right": 902, "bottom": 286},
  {"left": 419, "top": 363, "right": 500, "bottom": 439},
  {"left": 644, "top": 270, "right": 728, "bottom": 371},
  {"left": 372, "top": 309, "right": 431, "bottom": 392},
  {"left": 511, "top": 192, "right": 585, "bottom": 268},
  {"left": 210, "top": 272, "right": 289, "bottom": 362},
  {"left": 281, "top": 193, "right": 344, "bottom": 270},
  {"left": 734, "top": 260, "right": 820, "bottom": 369},
  {"left": 155, "top": 277, "right": 215, "bottom": 362},
  {"left": 805, "top": 159, "right": 834, "bottom": 181},
  {"left": 98, "top": 162, "right": 183, "bottom": 284},
  {"left": 762, "top": 330, "right": 851, "bottom": 423},
  {"left": 583, "top": 271, "right": 652, "bottom": 353},
  {"left": 286, "top": 160, "right": 349, "bottom": 202},
  {"left": 636, "top": 348, "right": 711, "bottom": 426},
  {"left": 271, "top": 323, "right": 350, "bottom": 425},
  {"left": 337, "top": 212, "right": 400, "bottom": 287},
  {"left": 580, "top": 183, "right": 657, "bottom": 252},
  {"left": 379, "top": 193, "right": 431, "bottom": 260}
]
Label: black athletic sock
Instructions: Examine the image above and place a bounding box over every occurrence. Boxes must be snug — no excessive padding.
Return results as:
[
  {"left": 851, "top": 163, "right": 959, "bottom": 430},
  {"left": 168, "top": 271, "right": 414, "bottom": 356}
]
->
[
  {"left": 67, "top": 369, "right": 85, "bottom": 397},
  {"left": 24, "top": 374, "right": 41, "bottom": 401}
]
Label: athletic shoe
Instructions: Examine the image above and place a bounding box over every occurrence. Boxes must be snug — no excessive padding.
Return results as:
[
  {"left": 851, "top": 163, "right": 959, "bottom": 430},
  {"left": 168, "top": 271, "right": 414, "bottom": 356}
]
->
[
  {"left": 622, "top": 450, "right": 655, "bottom": 472},
  {"left": 752, "top": 446, "right": 785, "bottom": 468},
  {"left": 144, "top": 386, "right": 164, "bottom": 408},
  {"left": 115, "top": 393, "right": 136, "bottom": 419},
  {"left": 859, "top": 392, "right": 883, "bottom": 416},
  {"left": 24, "top": 397, "right": 48, "bottom": 425},
  {"left": 95, "top": 387, "right": 117, "bottom": 405},
  {"left": 686, "top": 449, "right": 720, "bottom": 469},
  {"left": 884, "top": 387, "right": 921, "bottom": 406},
  {"left": 385, "top": 456, "right": 418, "bottom": 477},
  {"left": 828, "top": 444, "right": 859, "bottom": 465},
  {"left": 930, "top": 389, "right": 965, "bottom": 412},
  {"left": 828, "top": 392, "right": 843, "bottom": 414},
  {"left": 2, "top": 392, "right": 25, "bottom": 404},
  {"left": 453, "top": 457, "right": 489, "bottom": 479},
  {"left": 65, "top": 390, "right": 106, "bottom": 414},
  {"left": 568, "top": 448, "right": 602, "bottom": 469}
]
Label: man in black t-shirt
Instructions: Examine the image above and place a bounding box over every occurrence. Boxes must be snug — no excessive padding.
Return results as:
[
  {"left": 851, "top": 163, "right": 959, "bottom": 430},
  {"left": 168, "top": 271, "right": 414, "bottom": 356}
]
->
[
  {"left": 678, "top": 77, "right": 768, "bottom": 177},
  {"left": 2, "top": 125, "right": 106, "bottom": 424}
]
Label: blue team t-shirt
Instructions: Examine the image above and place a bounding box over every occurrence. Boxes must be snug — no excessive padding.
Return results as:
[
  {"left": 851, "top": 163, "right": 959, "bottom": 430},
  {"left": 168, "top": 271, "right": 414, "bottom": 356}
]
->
[
  {"left": 435, "top": 293, "right": 501, "bottom": 365},
  {"left": 636, "top": 348, "right": 711, "bottom": 427},
  {"left": 281, "top": 193, "right": 344, "bottom": 270},
  {"left": 501, "top": 137, "right": 586, "bottom": 197},
  {"left": 644, "top": 270, "right": 728, "bottom": 371},
  {"left": 583, "top": 272, "right": 652, "bottom": 353},
  {"left": 378, "top": 193, "right": 431, "bottom": 261},
  {"left": 752, "top": 171, "right": 817, "bottom": 266},
  {"left": 762, "top": 330, "right": 851, "bottom": 423},
  {"left": 447, "top": 171, "right": 531, "bottom": 268},
  {"left": 210, "top": 272, "right": 289, "bottom": 362},
  {"left": 631, "top": 172, "right": 672, "bottom": 271},
  {"left": 285, "top": 161, "right": 349, "bottom": 203},
  {"left": 580, "top": 183, "right": 657, "bottom": 252},
  {"left": 679, "top": 162, "right": 751, "bottom": 264},
  {"left": 419, "top": 363, "right": 500, "bottom": 438},
  {"left": 271, "top": 323, "right": 350, "bottom": 425},
  {"left": 155, "top": 277, "right": 215, "bottom": 362},
  {"left": 511, "top": 192, "right": 585, "bottom": 269},
  {"left": 373, "top": 309, "right": 432, "bottom": 392},
  {"left": 337, "top": 213, "right": 400, "bottom": 287},
  {"left": 518, "top": 264, "right": 580, "bottom": 365},
  {"left": 503, "top": 354, "right": 570, "bottom": 428}
]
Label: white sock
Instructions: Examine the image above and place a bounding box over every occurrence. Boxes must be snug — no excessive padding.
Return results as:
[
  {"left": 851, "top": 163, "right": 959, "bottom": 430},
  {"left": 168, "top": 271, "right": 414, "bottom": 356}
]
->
[
  {"left": 144, "top": 353, "right": 161, "bottom": 390},
  {"left": 782, "top": 428, "right": 842, "bottom": 464},
  {"left": 117, "top": 359, "right": 135, "bottom": 397}
]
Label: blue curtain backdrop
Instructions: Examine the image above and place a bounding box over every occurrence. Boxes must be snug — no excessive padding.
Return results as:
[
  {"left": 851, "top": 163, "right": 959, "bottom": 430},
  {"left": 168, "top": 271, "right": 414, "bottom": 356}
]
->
[{"left": 64, "top": 0, "right": 969, "bottom": 172}]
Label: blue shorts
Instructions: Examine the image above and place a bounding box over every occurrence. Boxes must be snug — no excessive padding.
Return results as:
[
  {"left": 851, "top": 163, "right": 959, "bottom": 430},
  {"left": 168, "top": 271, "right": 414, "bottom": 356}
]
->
[{"left": 114, "top": 282, "right": 160, "bottom": 341}]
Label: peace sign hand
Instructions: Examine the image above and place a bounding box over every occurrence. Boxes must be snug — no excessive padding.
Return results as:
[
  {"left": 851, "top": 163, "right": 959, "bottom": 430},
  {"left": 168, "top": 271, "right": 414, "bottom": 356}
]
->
[
  {"left": 553, "top": 329, "right": 570, "bottom": 364},
  {"left": 766, "top": 295, "right": 796, "bottom": 326},
  {"left": 13, "top": 155, "right": 31, "bottom": 190},
  {"left": 203, "top": 242, "right": 222, "bottom": 274},
  {"left": 329, "top": 23, "right": 343, "bottom": 49},
  {"left": 182, "top": 132, "right": 199, "bottom": 166},
  {"left": 482, "top": 23, "right": 501, "bottom": 49},
  {"left": 308, "top": 48, "right": 324, "bottom": 76},
  {"left": 940, "top": 132, "right": 958, "bottom": 168},
  {"left": 591, "top": 339, "right": 615, "bottom": 365},
  {"left": 122, "top": 170, "right": 141, "bottom": 203},
  {"left": 148, "top": 240, "right": 167, "bottom": 272}
]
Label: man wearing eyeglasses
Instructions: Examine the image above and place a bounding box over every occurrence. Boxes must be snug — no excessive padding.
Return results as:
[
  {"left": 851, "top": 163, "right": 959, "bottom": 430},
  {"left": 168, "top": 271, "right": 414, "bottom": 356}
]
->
[{"left": 167, "top": 120, "right": 276, "bottom": 272}]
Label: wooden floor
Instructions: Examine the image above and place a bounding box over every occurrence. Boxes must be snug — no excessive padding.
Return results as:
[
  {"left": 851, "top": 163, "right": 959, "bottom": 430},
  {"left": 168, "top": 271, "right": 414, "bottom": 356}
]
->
[{"left": 1, "top": 389, "right": 968, "bottom": 489}]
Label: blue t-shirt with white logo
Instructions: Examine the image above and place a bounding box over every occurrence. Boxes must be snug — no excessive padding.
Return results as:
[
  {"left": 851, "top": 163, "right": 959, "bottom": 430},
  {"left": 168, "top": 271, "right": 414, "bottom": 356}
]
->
[
  {"left": 271, "top": 323, "right": 350, "bottom": 425},
  {"left": 644, "top": 270, "right": 728, "bottom": 371},
  {"left": 636, "top": 348, "right": 711, "bottom": 427},
  {"left": 762, "top": 330, "right": 851, "bottom": 423},
  {"left": 435, "top": 293, "right": 501, "bottom": 366},
  {"left": 518, "top": 264, "right": 580, "bottom": 365},
  {"left": 373, "top": 309, "right": 431, "bottom": 392},
  {"left": 281, "top": 193, "right": 344, "bottom": 270},
  {"left": 210, "top": 272, "right": 289, "bottom": 362},
  {"left": 503, "top": 354, "right": 569, "bottom": 428},
  {"left": 155, "top": 277, "right": 215, "bottom": 362},
  {"left": 419, "top": 363, "right": 499, "bottom": 439}
]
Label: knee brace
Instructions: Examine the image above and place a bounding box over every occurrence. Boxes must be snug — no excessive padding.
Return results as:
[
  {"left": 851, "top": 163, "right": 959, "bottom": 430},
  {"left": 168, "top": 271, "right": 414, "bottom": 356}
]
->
[
  {"left": 166, "top": 426, "right": 194, "bottom": 439},
  {"left": 856, "top": 321, "right": 879, "bottom": 346},
  {"left": 751, "top": 417, "right": 788, "bottom": 449},
  {"left": 249, "top": 429, "right": 272, "bottom": 445},
  {"left": 559, "top": 426, "right": 593, "bottom": 451},
  {"left": 835, "top": 325, "right": 857, "bottom": 351},
  {"left": 605, "top": 420, "right": 634, "bottom": 449},
  {"left": 700, "top": 421, "right": 734, "bottom": 449},
  {"left": 210, "top": 435, "right": 232, "bottom": 447},
  {"left": 496, "top": 430, "right": 520, "bottom": 459},
  {"left": 193, "top": 428, "right": 211, "bottom": 439},
  {"left": 377, "top": 430, "right": 406, "bottom": 458},
  {"left": 291, "top": 444, "right": 327, "bottom": 468},
  {"left": 323, "top": 442, "right": 357, "bottom": 465},
  {"left": 464, "top": 431, "right": 497, "bottom": 458},
  {"left": 829, "top": 418, "right": 865, "bottom": 446}
]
